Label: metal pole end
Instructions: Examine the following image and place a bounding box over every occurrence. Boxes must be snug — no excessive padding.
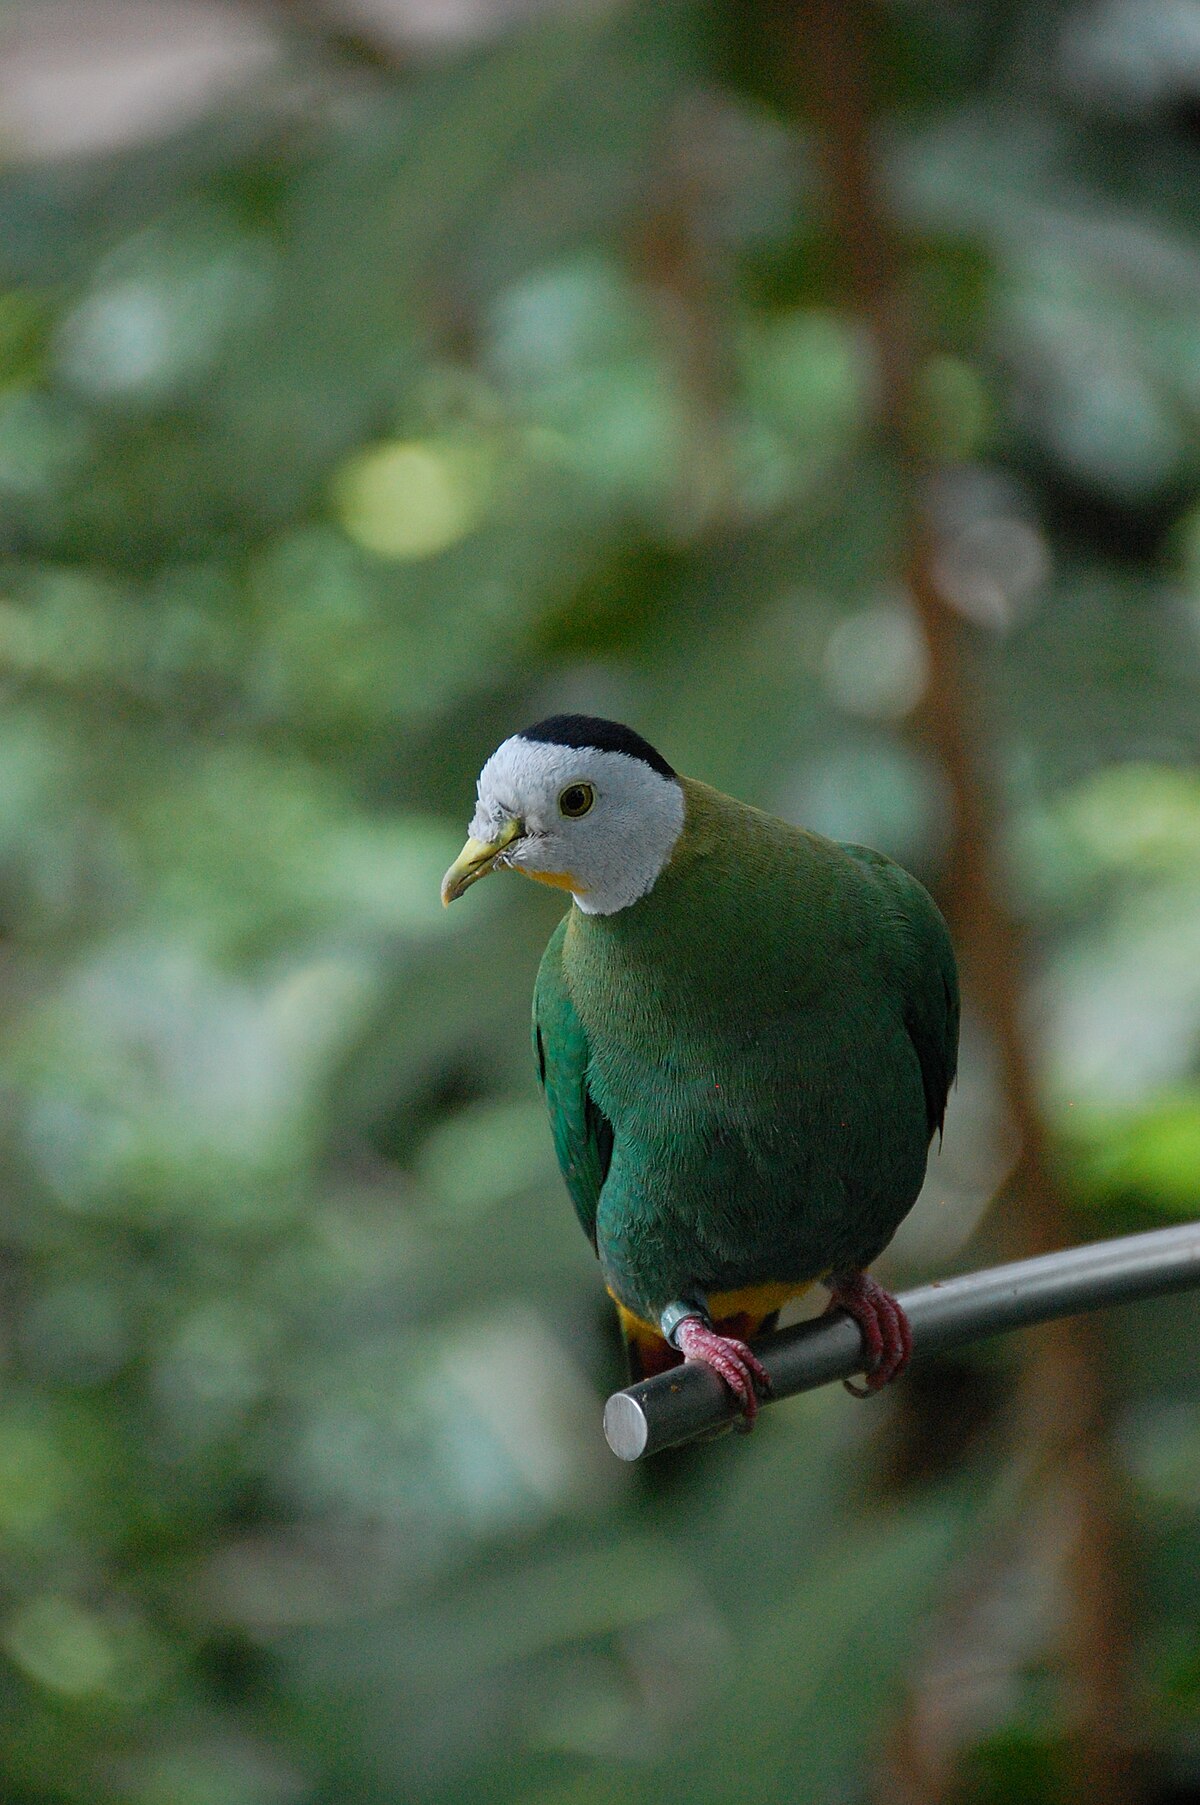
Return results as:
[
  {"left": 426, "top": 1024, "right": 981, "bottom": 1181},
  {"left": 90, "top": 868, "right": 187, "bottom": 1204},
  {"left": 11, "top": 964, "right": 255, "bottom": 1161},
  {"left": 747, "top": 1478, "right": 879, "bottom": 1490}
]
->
[{"left": 604, "top": 1389, "right": 649, "bottom": 1461}]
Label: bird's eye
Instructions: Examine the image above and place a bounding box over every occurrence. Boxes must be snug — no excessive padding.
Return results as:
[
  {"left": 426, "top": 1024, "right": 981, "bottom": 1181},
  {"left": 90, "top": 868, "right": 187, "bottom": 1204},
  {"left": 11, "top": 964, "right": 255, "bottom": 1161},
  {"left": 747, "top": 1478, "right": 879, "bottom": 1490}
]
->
[{"left": 558, "top": 782, "right": 595, "bottom": 819}]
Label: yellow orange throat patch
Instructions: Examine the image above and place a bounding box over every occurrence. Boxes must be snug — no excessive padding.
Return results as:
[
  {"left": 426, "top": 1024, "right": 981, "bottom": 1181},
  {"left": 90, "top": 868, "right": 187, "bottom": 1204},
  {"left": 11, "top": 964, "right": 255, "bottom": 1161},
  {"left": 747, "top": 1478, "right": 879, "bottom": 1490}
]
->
[{"left": 523, "top": 869, "right": 582, "bottom": 894}]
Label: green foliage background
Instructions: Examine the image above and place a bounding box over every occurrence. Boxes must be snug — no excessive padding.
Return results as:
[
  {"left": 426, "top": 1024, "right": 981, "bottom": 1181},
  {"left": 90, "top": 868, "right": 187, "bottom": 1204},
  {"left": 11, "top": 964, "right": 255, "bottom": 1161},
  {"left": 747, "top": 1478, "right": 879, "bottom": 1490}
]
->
[{"left": 2, "top": 1, "right": 1200, "bottom": 1800}]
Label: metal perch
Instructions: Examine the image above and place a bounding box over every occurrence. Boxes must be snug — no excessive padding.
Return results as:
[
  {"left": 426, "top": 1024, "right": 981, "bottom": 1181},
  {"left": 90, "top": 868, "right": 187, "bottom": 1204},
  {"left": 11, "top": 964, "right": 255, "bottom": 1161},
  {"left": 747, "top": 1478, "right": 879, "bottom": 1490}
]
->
[{"left": 603, "top": 1223, "right": 1200, "bottom": 1461}]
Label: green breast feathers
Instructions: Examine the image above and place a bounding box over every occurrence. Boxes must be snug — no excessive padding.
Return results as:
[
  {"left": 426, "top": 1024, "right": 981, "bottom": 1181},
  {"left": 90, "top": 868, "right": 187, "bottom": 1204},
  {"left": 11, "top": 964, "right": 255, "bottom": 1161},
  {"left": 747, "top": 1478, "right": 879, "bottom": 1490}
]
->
[{"left": 444, "top": 715, "right": 959, "bottom": 1421}]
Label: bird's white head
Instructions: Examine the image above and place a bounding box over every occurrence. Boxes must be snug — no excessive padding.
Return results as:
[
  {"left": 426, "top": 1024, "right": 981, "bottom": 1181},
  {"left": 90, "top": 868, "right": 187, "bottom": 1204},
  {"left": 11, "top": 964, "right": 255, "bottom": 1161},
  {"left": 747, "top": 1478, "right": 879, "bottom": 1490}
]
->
[{"left": 442, "top": 715, "right": 685, "bottom": 916}]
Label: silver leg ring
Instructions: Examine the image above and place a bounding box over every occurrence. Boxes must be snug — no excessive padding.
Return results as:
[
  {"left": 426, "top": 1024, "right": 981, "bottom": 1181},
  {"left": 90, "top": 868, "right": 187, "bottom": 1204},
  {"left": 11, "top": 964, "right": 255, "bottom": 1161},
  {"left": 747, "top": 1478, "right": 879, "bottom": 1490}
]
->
[{"left": 660, "top": 1295, "right": 711, "bottom": 1349}]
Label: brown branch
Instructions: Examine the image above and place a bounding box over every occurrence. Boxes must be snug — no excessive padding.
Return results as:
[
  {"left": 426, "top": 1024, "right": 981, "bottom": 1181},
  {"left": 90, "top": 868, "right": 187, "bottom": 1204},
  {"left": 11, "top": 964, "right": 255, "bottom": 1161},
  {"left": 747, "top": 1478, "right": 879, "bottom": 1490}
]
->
[
  {"left": 791, "top": 3, "right": 1131, "bottom": 1800},
  {"left": 631, "top": 96, "right": 741, "bottom": 537}
]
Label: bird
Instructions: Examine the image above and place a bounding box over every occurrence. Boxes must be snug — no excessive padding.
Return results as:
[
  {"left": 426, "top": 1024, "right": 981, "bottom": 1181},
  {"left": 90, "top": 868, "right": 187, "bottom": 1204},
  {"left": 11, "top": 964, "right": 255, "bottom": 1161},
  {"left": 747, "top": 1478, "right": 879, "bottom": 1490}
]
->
[{"left": 442, "top": 714, "right": 959, "bottom": 1423}]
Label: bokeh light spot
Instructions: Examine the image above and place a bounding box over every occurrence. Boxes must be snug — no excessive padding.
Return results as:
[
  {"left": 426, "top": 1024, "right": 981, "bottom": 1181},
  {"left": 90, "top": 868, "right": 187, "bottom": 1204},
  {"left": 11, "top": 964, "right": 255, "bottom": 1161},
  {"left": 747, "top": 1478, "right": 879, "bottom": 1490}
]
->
[
  {"left": 3, "top": 1596, "right": 116, "bottom": 1697},
  {"left": 333, "top": 440, "right": 494, "bottom": 560}
]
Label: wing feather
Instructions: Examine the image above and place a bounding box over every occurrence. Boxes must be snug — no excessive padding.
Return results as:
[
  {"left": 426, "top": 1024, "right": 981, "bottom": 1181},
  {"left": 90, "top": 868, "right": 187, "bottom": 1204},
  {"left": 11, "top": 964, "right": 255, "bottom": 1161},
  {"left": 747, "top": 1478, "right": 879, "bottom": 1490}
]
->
[
  {"left": 841, "top": 843, "right": 960, "bottom": 1143},
  {"left": 532, "top": 918, "right": 612, "bottom": 1252}
]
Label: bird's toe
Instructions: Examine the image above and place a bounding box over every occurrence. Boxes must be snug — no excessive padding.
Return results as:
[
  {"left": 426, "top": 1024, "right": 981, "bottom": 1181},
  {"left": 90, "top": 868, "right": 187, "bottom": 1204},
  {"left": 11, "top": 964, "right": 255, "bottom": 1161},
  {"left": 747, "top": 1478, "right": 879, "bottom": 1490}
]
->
[
  {"left": 827, "top": 1271, "right": 912, "bottom": 1397},
  {"left": 674, "top": 1318, "right": 772, "bottom": 1424}
]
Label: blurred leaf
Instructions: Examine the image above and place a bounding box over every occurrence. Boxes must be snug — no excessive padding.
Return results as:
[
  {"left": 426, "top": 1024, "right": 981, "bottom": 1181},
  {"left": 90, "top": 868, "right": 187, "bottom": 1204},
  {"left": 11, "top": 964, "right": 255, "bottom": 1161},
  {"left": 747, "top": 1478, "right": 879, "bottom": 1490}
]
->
[
  {"left": 1063, "top": 1088, "right": 1200, "bottom": 1213},
  {"left": 0, "top": 3, "right": 1197, "bottom": 1803}
]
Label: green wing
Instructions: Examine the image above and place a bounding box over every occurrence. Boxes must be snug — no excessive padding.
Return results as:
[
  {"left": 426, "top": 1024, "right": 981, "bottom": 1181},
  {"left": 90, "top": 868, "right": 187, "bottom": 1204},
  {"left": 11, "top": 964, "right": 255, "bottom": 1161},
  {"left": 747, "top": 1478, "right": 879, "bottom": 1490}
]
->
[
  {"left": 843, "top": 843, "right": 960, "bottom": 1142},
  {"left": 900, "top": 908, "right": 959, "bottom": 1142},
  {"left": 532, "top": 918, "right": 613, "bottom": 1253}
]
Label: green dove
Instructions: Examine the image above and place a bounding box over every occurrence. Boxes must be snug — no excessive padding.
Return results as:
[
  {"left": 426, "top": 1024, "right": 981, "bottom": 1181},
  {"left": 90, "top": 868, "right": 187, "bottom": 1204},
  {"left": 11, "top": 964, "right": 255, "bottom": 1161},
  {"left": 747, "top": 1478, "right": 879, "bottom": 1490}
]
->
[{"left": 443, "top": 715, "right": 959, "bottom": 1421}]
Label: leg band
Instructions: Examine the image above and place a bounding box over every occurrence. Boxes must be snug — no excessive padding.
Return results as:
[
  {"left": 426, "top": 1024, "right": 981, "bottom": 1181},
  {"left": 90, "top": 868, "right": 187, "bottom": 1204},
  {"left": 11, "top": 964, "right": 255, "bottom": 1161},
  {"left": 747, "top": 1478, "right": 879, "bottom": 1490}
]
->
[{"left": 659, "top": 1295, "right": 712, "bottom": 1349}]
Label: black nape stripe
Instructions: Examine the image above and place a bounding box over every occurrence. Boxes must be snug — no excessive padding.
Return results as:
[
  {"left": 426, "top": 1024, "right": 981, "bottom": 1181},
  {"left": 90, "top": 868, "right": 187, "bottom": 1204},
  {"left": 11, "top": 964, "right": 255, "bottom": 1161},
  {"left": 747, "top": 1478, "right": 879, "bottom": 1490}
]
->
[{"left": 517, "top": 714, "right": 676, "bottom": 781}]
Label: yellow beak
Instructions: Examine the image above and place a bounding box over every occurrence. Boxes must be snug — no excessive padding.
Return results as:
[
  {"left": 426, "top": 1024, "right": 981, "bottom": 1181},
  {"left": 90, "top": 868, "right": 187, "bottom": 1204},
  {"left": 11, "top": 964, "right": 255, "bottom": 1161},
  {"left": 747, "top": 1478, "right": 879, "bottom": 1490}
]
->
[{"left": 441, "top": 817, "right": 521, "bottom": 905}]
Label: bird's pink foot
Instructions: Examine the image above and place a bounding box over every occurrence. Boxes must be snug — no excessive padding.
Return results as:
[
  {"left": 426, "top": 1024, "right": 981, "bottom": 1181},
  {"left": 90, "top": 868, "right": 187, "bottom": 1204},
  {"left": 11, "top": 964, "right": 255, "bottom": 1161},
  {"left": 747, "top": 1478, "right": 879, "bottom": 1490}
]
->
[
  {"left": 826, "top": 1271, "right": 912, "bottom": 1396},
  {"left": 674, "top": 1317, "right": 772, "bottom": 1425}
]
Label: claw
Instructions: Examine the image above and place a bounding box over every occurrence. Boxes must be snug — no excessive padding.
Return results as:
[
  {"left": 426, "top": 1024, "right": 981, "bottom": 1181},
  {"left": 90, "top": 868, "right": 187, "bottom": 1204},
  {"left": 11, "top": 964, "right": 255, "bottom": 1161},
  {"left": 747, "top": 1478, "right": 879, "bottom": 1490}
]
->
[
  {"left": 826, "top": 1271, "right": 912, "bottom": 1396},
  {"left": 674, "top": 1317, "right": 772, "bottom": 1425}
]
